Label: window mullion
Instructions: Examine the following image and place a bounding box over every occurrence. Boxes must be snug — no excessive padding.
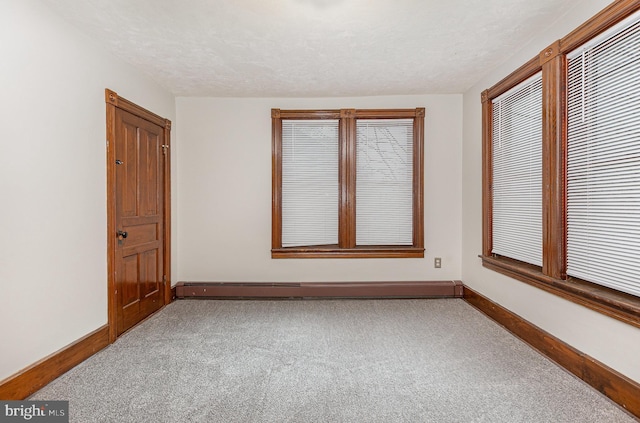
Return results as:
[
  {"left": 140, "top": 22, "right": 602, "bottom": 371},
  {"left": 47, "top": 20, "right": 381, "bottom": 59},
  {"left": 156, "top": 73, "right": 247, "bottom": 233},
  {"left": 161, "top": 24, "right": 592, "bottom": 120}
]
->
[
  {"left": 540, "top": 41, "right": 568, "bottom": 280},
  {"left": 339, "top": 109, "right": 356, "bottom": 249}
]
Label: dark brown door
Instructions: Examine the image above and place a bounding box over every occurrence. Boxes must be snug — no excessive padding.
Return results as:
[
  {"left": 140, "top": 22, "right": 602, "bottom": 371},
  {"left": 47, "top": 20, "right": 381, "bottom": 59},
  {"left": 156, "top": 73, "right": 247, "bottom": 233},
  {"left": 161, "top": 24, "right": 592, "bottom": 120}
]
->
[{"left": 114, "top": 108, "right": 165, "bottom": 335}]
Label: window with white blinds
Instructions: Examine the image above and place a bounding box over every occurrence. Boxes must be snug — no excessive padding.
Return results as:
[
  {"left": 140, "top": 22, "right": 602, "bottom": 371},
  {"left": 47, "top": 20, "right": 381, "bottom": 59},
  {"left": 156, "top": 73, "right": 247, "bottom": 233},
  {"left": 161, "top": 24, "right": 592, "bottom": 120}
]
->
[
  {"left": 491, "top": 72, "right": 543, "bottom": 266},
  {"left": 481, "top": 5, "right": 640, "bottom": 324},
  {"left": 281, "top": 120, "right": 339, "bottom": 247},
  {"left": 273, "top": 108, "right": 424, "bottom": 258},
  {"left": 566, "top": 13, "right": 640, "bottom": 297},
  {"left": 356, "top": 119, "right": 413, "bottom": 245}
]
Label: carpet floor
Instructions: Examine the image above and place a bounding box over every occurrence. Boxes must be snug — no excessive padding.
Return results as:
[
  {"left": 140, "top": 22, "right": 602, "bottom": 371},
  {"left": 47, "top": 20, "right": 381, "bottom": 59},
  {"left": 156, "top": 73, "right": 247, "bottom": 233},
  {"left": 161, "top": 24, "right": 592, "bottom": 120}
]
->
[{"left": 30, "top": 299, "right": 636, "bottom": 422}]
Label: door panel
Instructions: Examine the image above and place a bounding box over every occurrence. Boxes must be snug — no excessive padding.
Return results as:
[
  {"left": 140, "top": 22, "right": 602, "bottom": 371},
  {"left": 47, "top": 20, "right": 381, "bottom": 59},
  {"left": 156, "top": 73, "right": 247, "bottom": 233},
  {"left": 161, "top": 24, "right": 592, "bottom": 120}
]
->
[
  {"left": 122, "top": 121, "right": 138, "bottom": 217},
  {"left": 139, "top": 130, "right": 159, "bottom": 216},
  {"left": 115, "top": 108, "right": 165, "bottom": 336},
  {"left": 121, "top": 255, "right": 139, "bottom": 307}
]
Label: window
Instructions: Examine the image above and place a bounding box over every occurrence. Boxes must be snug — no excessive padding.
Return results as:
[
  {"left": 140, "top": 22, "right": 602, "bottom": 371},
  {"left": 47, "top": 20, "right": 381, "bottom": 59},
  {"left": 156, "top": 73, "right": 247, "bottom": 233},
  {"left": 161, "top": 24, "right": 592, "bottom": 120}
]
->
[
  {"left": 566, "top": 13, "right": 640, "bottom": 298},
  {"left": 491, "top": 73, "right": 543, "bottom": 267},
  {"left": 281, "top": 119, "right": 339, "bottom": 247},
  {"left": 272, "top": 108, "right": 425, "bottom": 258},
  {"left": 481, "top": 3, "right": 640, "bottom": 328},
  {"left": 356, "top": 118, "right": 415, "bottom": 246}
]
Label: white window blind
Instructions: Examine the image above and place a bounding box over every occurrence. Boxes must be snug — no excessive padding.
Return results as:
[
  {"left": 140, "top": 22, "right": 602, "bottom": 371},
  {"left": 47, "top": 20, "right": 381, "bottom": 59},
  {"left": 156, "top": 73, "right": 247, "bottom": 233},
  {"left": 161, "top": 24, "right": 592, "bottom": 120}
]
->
[
  {"left": 356, "top": 119, "right": 413, "bottom": 245},
  {"left": 281, "top": 120, "right": 339, "bottom": 247},
  {"left": 491, "top": 72, "right": 543, "bottom": 266},
  {"left": 566, "top": 13, "right": 640, "bottom": 297}
]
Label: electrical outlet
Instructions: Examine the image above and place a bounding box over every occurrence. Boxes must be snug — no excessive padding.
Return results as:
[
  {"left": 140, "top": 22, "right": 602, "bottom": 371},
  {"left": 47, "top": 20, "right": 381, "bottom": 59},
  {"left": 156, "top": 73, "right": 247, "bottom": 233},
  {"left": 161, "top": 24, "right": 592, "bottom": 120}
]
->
[{"left": 434, "top": 257, "right": 442, "bottom": 268}]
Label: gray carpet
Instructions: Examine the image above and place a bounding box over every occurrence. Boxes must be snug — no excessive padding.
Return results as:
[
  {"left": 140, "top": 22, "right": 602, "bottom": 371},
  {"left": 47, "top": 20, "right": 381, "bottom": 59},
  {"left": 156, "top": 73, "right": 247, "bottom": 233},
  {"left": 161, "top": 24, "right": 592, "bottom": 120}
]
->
[{"left": 30, "top": 299, "right": 636, "bottom": 422}]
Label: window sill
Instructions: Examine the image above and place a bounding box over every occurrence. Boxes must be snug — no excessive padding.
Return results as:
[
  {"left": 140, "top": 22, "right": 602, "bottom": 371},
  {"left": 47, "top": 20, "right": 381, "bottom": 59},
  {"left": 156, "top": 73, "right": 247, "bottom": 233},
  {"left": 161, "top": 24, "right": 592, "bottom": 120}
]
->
[
  {"left": 272, "top": 246, "right": 425, "bottom": 259},
  {"left": 480, "top": 255, "right": 640, "bottom": 329}
]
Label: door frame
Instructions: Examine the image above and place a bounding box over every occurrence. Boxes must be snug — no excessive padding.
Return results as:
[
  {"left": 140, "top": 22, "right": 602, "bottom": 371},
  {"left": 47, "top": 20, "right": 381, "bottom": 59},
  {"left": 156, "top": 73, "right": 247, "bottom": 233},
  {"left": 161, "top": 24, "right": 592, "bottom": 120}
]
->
[{"left": 105, "top": 89, "right": 172, "bottom": 342}]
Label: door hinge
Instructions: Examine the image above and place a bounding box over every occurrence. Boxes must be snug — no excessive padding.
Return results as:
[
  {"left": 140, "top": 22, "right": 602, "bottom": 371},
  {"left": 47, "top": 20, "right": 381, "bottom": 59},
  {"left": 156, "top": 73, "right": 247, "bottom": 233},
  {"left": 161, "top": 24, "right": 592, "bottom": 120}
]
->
[
  {"left": 163, "top": 275, "right": 167, "bottom": 284},
  {"left": 162, "top": 144, "right": 169, "bottom": 154}
]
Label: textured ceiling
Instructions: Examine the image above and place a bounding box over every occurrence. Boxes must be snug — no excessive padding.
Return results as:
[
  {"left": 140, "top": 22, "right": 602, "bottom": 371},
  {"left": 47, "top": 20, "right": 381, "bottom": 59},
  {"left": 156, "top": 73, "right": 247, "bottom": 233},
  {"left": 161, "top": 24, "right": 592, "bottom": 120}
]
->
[{"left": 41, "top": 0, "right": 583, "bottom": 97}]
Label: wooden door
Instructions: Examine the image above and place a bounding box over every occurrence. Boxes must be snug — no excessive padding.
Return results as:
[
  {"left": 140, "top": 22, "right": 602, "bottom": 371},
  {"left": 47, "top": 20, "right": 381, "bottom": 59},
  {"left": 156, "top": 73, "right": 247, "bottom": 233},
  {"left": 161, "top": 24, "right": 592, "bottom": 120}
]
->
[{"left": 106, "top": 90, "right": 171, "bottom": 339}]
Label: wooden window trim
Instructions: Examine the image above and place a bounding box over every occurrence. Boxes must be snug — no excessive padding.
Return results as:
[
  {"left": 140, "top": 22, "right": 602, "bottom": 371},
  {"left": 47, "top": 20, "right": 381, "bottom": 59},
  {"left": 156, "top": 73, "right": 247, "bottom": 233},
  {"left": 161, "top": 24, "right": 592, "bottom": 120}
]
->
[
  {"left": 481, "top": 0, "right": 640, "bottom": 329},
  {"left": 272, "top": 108, "right": 425, "bottom": 259}
]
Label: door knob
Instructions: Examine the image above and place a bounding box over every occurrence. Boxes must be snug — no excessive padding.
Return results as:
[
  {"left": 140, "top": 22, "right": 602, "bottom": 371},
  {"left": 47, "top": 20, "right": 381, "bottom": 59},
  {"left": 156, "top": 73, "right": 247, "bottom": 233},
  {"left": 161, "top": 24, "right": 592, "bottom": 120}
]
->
[{"left": 117, "top": 230, "right": 128, "bottom": 240}]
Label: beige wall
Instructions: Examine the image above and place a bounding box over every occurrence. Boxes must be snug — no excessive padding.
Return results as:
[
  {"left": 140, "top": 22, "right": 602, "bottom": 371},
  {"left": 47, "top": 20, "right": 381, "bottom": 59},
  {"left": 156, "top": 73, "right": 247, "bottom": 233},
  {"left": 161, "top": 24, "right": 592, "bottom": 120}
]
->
[
  {"left": 461, "top": 0, "right": 640, "bottom": 383},
  {"left": 0, "top": 0, "right": 176, "bottom": 381},
  {"left": 176, "top": 95, "right": 462, "bottom": 283}
]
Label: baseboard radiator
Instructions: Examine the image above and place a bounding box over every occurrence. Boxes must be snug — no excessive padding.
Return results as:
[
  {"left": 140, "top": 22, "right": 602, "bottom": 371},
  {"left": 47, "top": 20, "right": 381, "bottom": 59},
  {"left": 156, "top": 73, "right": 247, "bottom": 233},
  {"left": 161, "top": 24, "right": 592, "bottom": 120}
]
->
[{"left": 175, "top": 280, "right": 463, "bottom": 299}]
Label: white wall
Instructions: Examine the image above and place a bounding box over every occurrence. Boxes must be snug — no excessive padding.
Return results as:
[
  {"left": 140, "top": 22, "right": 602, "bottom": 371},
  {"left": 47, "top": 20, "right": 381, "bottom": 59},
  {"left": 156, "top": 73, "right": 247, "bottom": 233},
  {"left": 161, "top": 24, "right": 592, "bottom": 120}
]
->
[
  {"left": 176, "top": 95, "right": 462, "bottom": 283},
  {"left": 0, "top": 0, "right": 175, "bottom": 381},
  {"left": 462, "top": 0, "right": 640, "bottom": 383}
]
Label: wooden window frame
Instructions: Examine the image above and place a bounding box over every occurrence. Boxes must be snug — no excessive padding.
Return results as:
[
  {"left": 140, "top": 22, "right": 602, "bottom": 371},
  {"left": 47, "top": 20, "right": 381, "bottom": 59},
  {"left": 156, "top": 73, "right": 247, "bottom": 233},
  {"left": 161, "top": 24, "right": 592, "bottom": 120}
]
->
[
  {"left": 272, "top": 108, "right": 425, "bottom": 259},
  {"left": 481, "top": 0, "right": 640, "bottom": 329}
]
